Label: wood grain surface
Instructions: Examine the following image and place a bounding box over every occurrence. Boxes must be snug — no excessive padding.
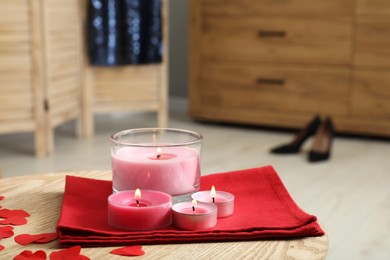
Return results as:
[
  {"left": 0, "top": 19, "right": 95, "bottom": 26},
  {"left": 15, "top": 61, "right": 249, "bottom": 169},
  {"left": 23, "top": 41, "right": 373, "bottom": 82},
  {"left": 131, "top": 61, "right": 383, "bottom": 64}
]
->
[{"left": 0, "top": 171, "right": 328, "bottom": 259}]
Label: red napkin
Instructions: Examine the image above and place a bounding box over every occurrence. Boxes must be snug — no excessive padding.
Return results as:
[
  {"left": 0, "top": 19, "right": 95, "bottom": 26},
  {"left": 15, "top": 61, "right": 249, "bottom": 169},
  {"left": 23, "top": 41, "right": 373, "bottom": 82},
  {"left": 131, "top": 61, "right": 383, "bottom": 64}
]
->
[{"left": 56, "top": 166, "right": 324, "bottom": 247}]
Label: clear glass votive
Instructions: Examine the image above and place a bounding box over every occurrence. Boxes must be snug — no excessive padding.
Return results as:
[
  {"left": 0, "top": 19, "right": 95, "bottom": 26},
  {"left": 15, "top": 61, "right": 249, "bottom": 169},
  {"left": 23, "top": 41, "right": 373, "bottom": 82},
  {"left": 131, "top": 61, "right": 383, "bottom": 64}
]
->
[{"left": 111, "top": 128, "right": 203, "bottom": 202}]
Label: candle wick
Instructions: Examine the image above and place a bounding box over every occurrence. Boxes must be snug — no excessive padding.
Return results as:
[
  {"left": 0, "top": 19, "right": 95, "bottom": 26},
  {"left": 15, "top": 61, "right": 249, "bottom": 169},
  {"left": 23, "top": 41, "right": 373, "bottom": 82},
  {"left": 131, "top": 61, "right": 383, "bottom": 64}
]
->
[
  {"left": 212, "top": 197, "right": 215, "bottom": 203},
  {"left": 157, "top": 154, "right": 161, "bottom": 159},
  {"left": 136, "top": 200, "right": 140, "bottom": 207},
  {"left": 192, "top": 206, "right": 195, "bottom": 213}
]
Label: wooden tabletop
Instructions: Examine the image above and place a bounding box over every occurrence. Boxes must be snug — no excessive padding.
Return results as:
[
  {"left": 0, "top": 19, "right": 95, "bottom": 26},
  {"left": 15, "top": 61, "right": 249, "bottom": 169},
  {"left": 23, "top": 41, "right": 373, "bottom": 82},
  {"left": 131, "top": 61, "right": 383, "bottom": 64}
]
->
[{"left": 0, "top": 171, "right": 329, "bottom": 259}]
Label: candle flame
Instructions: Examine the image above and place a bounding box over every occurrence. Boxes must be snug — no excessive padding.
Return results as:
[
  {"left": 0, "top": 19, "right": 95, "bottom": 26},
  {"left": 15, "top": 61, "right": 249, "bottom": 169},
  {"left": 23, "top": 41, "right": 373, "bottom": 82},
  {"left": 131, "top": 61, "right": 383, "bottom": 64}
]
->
[
  {"left": 210, "top": 185, "right": 216, "bottom": 199},
  {"left": 135, "top": 188, "right": 141, "bottom": 199},
  {"left": 156, "top": 147, "right": 162, "bottom": 159},
  {"left": 191, "top": 199, "right": 197, "bottom": 212}
]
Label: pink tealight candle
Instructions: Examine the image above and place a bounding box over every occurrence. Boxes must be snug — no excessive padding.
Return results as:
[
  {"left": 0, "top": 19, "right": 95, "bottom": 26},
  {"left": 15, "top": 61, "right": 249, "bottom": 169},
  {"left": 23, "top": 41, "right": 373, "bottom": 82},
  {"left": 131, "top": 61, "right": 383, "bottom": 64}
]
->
[
  {"left": 192, "top": 185, "right": 234, "bottom": 218},
  {"left": 172, "top": 199, "right": 217, "bottom": 230},
  {"left": 108, "top": 189, "right": 172, "bottom": 231}
]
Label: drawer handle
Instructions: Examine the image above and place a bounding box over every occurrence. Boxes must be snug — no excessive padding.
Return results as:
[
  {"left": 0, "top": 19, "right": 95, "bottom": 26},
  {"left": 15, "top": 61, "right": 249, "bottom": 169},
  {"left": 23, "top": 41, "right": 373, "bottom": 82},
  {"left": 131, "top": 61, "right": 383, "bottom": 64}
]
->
[
  {"left": 256, "top": 78, "right": 285, "bottom": 86},
  {"left": 257, "top": 30, "right": 287, "bottom": 38}
]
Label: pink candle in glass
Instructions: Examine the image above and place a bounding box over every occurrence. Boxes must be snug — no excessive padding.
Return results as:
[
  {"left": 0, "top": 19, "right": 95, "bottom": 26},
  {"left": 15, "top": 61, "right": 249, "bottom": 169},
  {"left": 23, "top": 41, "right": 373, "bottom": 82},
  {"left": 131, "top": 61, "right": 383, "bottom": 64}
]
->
[
  {"left": 111, "top": 128, "right": 202, "bottom": 198},
  {"left": 172, "top": 199, "right": 217, "bottom": 230},
  {"left": 112, "top": 146, "right": 200, "bottom": 196},
  {"left": 108, "top": 189, "right": 172, "bottom": 231},
  {"left": 192, "top": 186, "right": 234, "bottom": 218}
]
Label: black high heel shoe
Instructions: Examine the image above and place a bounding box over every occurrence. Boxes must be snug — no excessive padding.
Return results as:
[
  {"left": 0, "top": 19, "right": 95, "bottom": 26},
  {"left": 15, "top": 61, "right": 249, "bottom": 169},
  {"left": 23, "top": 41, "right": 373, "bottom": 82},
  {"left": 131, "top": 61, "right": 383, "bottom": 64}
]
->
[
  {"left": 270, "top": 116, "right": 321, "bottom": 154},
  {"left": 308, "top": 117, "right": 335, "bottom": 162}
]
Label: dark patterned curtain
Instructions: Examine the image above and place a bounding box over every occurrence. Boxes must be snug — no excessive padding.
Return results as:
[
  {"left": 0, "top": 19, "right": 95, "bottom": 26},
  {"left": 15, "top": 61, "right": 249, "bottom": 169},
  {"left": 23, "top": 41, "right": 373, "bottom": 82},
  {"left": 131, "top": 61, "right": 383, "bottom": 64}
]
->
[{"left": 87, "top": 0, "right": 162, "bottom": 66}]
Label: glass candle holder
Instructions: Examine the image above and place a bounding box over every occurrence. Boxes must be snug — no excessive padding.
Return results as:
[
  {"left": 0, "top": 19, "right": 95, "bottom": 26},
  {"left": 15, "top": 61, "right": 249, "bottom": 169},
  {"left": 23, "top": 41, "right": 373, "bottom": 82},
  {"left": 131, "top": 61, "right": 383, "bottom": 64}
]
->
[{"left": 111, "top": 128, "right": 203, "bottom": 201}]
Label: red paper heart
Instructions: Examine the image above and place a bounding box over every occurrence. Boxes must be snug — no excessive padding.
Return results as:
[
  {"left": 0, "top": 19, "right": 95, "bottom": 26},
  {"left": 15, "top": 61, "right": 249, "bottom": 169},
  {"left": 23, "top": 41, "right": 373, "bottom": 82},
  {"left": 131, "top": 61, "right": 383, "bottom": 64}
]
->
[
  {"left": 0, "top": 215, "right": 27, "bottom": 225},
  {"left": 14, "top": 250, "right": 47, "bottom": 260},
  {"left": 35, "top": 232, "right": 58, "bottom": 243},
  {"left": 15, "top": 233, "right": 58, "bottom": 246},
  {"left": 0, "top": 244, "right": 5, "bottom": 251},
  {"left": 0, "top": 195, "right": 4, "bottom": 200},
  {"left": 0, "top": 208, "right": 30, "bottom": 218},
  {"left": 110, "top": 246, "right": 145, "bottom": 256},
  {"left": 15, "top": 234, "right": 37, "bottom": 246},
  {"left": 0, "top": 226, "right": 14, "bottom": 238},
  {"left": 49, "top": 246, "right": 90, "bottom": 260}
]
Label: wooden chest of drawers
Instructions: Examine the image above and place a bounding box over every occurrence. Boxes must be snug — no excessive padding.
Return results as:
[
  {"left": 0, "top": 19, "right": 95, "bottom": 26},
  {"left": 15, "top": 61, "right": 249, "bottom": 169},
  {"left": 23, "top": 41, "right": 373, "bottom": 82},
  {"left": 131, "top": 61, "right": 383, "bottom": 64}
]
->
[{"left": 189, "top": 0, "right": 390, "bottom": 136}]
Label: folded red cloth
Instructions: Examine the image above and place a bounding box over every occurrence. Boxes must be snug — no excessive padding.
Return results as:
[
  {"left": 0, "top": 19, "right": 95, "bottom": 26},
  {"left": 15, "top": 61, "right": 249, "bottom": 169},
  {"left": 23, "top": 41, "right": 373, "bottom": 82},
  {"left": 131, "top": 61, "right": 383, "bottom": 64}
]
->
[{"left": 57, "top": 166, "right": 324, "bottom": 247}]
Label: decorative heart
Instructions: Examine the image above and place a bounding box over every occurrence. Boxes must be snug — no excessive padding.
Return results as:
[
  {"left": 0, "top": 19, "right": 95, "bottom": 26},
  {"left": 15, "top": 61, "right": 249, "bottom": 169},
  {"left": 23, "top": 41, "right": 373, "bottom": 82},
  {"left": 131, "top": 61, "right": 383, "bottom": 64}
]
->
[
  {"left": 0, "top": 215, "right": 27, "bottom": 225},
  {"left": 35, "top": 232, "right": 58, "bottom": 243},
  {"left": 0, "top": 226, "right": 14, "bottom": 238},
  {"left": 0, "top": 244, "right": 5, "bottom": 251},
  {"left": 0, "top": 195, "right": 4, "bottom": 200},
  {"left": 110, "top": 245, "right": 145, "bottom": 256},
  {"left": 13, "top": 250, "right": 47, "bottom": 260},
  {"left": 49, "top": 246, "right": 90, "bottom": 260},
  {"left": 15, "top": 233, "right": 58, "bottom": 246},
  {"left": 14, "top": 234, "right": 39, "bottom": 246},
  {"left": 0, "top": 208, "right": 30, "bottom": 218}
]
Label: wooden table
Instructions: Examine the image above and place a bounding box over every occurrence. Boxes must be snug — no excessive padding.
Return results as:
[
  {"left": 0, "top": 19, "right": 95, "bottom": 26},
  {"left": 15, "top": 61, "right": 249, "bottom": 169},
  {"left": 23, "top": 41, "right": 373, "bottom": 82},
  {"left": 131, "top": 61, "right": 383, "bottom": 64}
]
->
[{"left": 0, "top": 171, "right": 329, "bottom": 259}]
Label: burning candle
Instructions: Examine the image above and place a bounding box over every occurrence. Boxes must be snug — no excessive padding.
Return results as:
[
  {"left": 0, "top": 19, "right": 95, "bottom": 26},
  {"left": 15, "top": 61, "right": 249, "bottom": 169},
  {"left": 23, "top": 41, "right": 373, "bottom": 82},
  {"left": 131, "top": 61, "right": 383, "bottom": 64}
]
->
[
  {"left": 192, "top": 185, "right": 235, "bottom": 218},
  {"left": 111, "top": 128, "right": 203, "bottom": 199},
  {"left": 108, "top": 189, "right": 172, "bottom": 231},
  {"left": 172, "top": 199, "right": 217, "bottom": 230}
]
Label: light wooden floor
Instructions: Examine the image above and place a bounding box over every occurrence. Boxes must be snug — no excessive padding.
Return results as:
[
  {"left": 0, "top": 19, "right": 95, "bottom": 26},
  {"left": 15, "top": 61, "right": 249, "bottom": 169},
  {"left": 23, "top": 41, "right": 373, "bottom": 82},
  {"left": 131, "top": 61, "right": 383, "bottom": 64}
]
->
[{"left": 1, "top": 99, "right": 389, "bottom": 260}]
